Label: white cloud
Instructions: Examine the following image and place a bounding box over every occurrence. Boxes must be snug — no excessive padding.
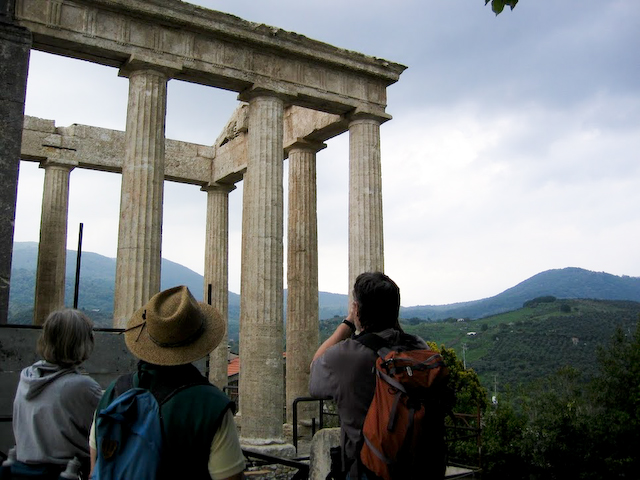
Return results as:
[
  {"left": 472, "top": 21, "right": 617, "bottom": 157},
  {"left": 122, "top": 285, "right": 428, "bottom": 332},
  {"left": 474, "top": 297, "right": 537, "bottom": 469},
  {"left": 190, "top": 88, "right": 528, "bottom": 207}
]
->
[{"left": 378, "top": 92, "right": 640, "bottom": 305}]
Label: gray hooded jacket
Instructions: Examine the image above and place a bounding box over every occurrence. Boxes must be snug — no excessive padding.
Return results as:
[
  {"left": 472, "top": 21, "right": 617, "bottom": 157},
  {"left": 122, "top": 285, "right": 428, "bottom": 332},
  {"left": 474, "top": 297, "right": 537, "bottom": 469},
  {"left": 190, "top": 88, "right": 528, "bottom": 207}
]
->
[{"left": 13, "top": 360, "right": 102, "bottom": 466}]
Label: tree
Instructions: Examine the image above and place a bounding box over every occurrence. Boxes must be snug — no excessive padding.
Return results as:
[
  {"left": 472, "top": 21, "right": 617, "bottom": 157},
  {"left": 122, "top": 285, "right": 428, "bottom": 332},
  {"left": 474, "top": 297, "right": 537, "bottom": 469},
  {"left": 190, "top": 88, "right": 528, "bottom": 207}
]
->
[
  {"left": 589, "top": 321, "right": 640, "bottom": 476},
  {"left": 482, "top": 367, "right": 597, "bottom": 479},
  {"left": 485, "top": 0, "right": 518, "bottom": 15},
  {"left": 430, "top": 343, "right": 488, "bottom": 469},
  {"left": 481, "top": 320, "right": 640, "bottom": 479},
  {"left": 431, "top": 342, "right": 488, "bottom": 414}
]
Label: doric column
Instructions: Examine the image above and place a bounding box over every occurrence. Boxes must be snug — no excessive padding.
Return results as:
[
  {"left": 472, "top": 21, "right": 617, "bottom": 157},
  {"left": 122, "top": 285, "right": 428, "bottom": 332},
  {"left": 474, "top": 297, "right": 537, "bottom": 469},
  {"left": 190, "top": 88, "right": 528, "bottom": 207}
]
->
[
  {"left": 285, "top": 140, "right": 325, "bottom": 426},
  {"left": 34, "top": 161, "right": 75, "bottom": 325},
  {"left": 113, "top": 68, "right": 168, "bottom": 327},
  {"left": 203, "top": 182, "right": 236, "bottom": 389},
  {"left": 238, "top": 93, "right": 286, "bottom": 444},
  {"left": 0, "top": 21, "right": 31, "bottom": 324},
  {"left": 348, "top": 115, "right": 385, "bottom": 294}
]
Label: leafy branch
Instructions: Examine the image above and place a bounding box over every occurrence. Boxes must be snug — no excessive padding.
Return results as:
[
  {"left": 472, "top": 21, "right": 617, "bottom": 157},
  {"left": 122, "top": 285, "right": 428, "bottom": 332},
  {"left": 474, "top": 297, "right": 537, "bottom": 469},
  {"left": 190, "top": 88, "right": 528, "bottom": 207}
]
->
[{"left": 485, "top": 0, "right": 518, "bottom": 15}]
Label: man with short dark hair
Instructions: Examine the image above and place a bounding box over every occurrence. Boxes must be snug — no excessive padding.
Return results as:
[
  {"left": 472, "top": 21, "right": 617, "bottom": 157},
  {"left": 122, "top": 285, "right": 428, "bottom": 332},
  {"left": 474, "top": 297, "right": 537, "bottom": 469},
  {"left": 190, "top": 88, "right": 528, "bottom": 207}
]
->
[{"left": 309, "top": 272, "right": 434, "bottom": 480}]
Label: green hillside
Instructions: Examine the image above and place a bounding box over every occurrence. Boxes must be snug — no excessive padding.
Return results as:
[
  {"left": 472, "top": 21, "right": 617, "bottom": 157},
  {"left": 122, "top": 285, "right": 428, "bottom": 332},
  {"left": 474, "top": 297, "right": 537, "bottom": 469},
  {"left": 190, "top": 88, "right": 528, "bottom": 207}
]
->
[
  {"left": 402, "top": 298, "right": 640, "bottom": 390},
  {"left": 320, "top": 298, "right": 640, "bottom": 391}
]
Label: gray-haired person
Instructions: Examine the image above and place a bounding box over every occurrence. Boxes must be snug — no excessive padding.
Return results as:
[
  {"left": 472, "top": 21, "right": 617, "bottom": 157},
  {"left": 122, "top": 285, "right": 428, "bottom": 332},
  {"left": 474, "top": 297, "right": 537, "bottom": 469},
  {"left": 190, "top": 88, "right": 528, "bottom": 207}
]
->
[{"left": 11, "top": 309, "right": 103, "bottom": 479}]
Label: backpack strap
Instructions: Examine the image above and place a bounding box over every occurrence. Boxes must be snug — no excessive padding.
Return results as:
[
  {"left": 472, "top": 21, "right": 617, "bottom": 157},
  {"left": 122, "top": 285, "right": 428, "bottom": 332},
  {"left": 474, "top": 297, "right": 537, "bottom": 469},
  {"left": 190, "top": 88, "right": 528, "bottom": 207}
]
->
[
  {"left": 113, "top": 373, "right": 134, "bottom": 398},
  {"left": 356, "top": 332, "right": 392, "bottom": 358}
]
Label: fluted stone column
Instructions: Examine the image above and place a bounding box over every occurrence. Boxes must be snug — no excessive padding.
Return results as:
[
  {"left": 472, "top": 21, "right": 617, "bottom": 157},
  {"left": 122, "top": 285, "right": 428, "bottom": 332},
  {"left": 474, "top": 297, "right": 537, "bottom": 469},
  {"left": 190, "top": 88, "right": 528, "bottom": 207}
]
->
[
  {"left": 114, "top": 68, "right": 168, "bottom": 327},
  {"left": 34, "top": 161, "right": 75, "bottom": 325},
  {"left": 238, "top": 93, "right": 287, "bottom": 445},
  {"left": 348, "top": 115, "right": 385, "bottom": 293},
  {"left": 0, "top": 20, "right": 31, "bottom": 324},
  {"left": 203, "top": 183, "right": 235, "bottom": 389},
  {"left": 285, "top": 140, "right": 324, "bottom": 426}
]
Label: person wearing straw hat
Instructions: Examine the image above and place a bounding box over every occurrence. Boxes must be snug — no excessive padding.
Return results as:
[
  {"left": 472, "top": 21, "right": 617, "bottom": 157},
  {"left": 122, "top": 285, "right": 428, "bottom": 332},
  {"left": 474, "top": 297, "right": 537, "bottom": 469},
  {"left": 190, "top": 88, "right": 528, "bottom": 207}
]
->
[{"left": 89, "top": 286, "right": 245, "bottom": 480}]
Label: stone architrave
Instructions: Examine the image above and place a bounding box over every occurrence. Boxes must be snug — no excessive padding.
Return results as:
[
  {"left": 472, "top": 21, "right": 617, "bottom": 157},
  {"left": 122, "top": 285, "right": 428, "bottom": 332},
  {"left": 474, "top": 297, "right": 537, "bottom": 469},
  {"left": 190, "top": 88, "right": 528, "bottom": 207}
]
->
[
  {"left": 285, "top": 139, "right": 325, "bottom": 426},
  {"left": 348, "top": 114, "right": 387, "bottom": 292},
  {"left": 238, "top": 93, "right": 287, "bottom": 445},
  {"left": 34, "top": 161, "right": 75, "bottom": 325},
  {"left": 203, "top": 182, "right": 236, "bottom": 389},
  {"left": 113, "top": 67, "right": 169, "bottom": 326},
  {"left": 0, "top": 21, "right": 31, "bottom": 324}
]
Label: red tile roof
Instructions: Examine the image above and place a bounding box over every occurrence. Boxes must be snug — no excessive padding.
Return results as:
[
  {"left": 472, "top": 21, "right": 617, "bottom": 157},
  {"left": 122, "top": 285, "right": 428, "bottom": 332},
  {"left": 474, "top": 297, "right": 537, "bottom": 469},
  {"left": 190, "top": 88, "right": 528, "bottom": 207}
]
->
[
  {"left": 228, "top": 357, "right": 240, "bottom": 377},
  {"left": 227, "top": 353, "right": 286, "bottom": 377}
]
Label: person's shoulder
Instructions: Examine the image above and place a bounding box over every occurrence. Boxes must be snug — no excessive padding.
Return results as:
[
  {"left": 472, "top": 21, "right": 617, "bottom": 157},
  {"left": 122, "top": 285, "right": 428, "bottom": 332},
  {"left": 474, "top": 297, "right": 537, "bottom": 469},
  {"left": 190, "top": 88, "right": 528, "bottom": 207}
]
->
[
  {"left": 60, "top": 369, "right": 101, "bottom": 389},
  {"left": 323, "top": 337, "right": 375, "bottom": 365},
  {"left": 170, "top": 381, "right": 230, "bottom": 405},
  {"left": 334, "top": 336, "right": 369, "bottom": 352},
  {"left": 406, "top": 331, "right": 428, "bottom": 345},
  {"left": 399, "top": 332, "right": 429, "bottom": 349},
  {"left": 57, "top": 371, "right": 103, "bottom": 409},
  {"left": 373, "top": 329, "right": 428, "bottom": 349}
]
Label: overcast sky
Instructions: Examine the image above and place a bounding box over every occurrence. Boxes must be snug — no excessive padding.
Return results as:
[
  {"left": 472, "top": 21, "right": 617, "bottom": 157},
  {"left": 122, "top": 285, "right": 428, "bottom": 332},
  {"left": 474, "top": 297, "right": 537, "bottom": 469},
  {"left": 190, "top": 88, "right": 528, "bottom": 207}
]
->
[{"left": 14, "top": 0, "right": 640, "bottom": 307}]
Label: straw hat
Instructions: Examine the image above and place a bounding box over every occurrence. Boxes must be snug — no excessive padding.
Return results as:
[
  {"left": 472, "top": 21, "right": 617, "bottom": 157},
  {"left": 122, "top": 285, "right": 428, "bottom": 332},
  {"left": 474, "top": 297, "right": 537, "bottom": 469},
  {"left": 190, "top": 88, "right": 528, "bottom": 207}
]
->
[{"left": 125, "top": 286, "right": 225, "bottom": 366}]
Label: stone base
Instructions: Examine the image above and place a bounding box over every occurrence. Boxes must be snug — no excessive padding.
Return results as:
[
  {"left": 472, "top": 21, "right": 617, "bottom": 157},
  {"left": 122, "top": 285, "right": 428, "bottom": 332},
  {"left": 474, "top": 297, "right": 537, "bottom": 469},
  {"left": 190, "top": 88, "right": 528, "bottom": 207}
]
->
[
  {"left": 283, "top": 421, "right": 314, "bottom": 437},
  {"left": 309, "top": 428, "right": 340, "bottom": 480},
  {"left": 283, "top": 422, "right": 293, "bottom": 443},
  {"left": 241, "top": 440, "right": 297, "bottom": 459}
]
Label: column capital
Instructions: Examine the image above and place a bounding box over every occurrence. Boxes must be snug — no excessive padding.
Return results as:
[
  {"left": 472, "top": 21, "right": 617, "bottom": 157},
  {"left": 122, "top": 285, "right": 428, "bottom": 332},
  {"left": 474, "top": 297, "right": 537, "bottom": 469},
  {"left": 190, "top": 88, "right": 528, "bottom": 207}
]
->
[
  {"left": 38, "top": 159, "right": 77, "bottom": 171},
  {"left": 237, "top": 85, "right": 293, "bottom": 104},
  {"left": 118, "top": 55, "right": 181, "bottom": 79},
  {"left": 201, "top": 182, "right": 237, "bottom": 194},
  {"left": 284, "top": 138, "right": 326, "bottom": 157},
  {"left": 346, "top": 109, "right": 392, "bottom": 126}
]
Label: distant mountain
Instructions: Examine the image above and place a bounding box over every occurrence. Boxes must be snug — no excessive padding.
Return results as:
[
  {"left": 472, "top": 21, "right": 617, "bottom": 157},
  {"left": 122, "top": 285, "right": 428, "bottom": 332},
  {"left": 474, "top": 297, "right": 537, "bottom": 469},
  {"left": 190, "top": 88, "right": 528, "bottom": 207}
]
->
[
  {"left": 402, "top": 267, "right": 640, "bottom": 320},
  {"left": 9, "top": 243, "right": 640, "bottom": 327},
  {"left": 8, "top": 242, "right": 348, "bottom": 326},
  {"left": 9, "top": 242, "right": 214, "bottom": 326}
]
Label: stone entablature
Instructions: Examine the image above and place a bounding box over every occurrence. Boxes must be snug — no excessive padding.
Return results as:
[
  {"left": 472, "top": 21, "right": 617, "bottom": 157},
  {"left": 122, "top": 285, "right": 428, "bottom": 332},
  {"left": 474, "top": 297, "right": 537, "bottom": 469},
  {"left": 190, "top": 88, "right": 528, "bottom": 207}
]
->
[
  {"left": 14, "top": 0, "right": 405, "bottom": 118},
  {"left": 21, "top": 105, "right": 346, "bottom": 186},
  {"left": 21, "top": 116, "right": 214, "bottom": 185}
]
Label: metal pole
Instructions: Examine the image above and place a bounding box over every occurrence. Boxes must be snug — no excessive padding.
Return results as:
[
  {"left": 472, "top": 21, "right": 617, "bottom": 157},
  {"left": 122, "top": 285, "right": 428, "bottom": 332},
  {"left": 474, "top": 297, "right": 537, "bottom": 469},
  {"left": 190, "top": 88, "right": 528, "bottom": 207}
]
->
[
  {"left": 73, "top": 223, "right": 83, "bottom": 309},
  {"left": 462, "top": 343, "right": 467, "bottom": 370},
  {"left": 205, "top": 283, "right": 212, "bottom": 380}
]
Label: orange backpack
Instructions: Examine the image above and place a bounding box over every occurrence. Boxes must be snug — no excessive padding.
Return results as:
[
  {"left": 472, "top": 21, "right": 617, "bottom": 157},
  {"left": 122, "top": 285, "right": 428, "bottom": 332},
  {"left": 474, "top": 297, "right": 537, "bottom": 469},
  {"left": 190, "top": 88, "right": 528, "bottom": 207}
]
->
[{"left": 357, "top": 334, "right": 453, "bottom": 480}]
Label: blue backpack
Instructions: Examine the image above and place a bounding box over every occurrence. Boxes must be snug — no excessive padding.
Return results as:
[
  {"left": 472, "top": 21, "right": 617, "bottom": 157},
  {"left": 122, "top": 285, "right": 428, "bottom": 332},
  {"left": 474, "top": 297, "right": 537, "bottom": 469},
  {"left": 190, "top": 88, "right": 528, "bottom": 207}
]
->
[{"left": 93, "top": 373, "right": 207, "bottom": 480}]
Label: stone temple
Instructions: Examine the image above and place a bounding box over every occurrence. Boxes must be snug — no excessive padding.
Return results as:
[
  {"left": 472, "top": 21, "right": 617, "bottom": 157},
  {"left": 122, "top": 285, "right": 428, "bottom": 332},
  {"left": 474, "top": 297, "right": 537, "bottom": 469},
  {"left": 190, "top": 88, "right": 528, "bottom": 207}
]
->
[{"left": 0, "top": 0, "right": 405, "bottom": 459}]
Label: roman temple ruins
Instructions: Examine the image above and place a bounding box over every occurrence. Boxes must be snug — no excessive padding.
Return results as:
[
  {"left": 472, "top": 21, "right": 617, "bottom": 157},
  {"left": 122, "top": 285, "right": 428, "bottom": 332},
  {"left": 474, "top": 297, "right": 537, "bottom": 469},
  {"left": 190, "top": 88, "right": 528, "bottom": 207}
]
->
[{"left": 0, "top": 0, "right": 405, "bottom": 453}]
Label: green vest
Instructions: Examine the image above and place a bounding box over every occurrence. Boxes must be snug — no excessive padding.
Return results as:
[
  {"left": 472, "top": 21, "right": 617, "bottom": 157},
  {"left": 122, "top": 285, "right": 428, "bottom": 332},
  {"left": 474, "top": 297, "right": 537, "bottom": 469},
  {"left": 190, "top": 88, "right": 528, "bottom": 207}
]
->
[{"left": 96, "top": 362, "right": 232, "bottom": 479}]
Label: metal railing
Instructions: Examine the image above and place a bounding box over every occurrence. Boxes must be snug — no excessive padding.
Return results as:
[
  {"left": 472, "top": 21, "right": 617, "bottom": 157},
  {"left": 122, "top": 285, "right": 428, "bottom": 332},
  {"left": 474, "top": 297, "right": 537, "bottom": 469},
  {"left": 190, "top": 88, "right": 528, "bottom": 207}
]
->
[
  {"left": 446, "top": 407, "right": 483, "bottom": 474},
  {"left": 291, "top": 396, "right": 335, "bottom": 454}
]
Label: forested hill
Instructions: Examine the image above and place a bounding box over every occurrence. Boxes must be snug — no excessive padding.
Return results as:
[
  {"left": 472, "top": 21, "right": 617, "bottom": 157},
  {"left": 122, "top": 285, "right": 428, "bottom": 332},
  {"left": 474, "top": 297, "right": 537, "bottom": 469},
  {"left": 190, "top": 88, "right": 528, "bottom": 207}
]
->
[
  {"left": 317, "top": 298, "right": 640, "bottom": 391},
  {"left": 402, "top": 298, "right": 640, "bottom": 389}
]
